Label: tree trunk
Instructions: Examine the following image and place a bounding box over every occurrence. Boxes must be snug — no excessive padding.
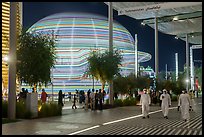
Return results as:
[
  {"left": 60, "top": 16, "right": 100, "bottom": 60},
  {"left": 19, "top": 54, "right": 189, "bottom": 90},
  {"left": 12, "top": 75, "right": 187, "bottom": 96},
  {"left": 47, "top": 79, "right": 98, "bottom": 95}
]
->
[
  {"left": 102, "top": 82, "right": 105, "bottom": 91},
  {"left": 34, "top": 83, "right": 37, "bottom": 93},
  {"left": 109, "top": 80, "right": 114, "bottom": 105}
]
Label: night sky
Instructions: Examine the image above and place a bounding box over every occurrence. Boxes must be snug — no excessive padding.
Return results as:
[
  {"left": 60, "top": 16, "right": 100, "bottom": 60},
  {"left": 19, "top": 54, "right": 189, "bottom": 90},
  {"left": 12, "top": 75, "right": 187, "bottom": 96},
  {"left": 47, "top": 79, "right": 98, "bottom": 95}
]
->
[{"left": 23, "top": 2, "right": 202, "bottom": 72}]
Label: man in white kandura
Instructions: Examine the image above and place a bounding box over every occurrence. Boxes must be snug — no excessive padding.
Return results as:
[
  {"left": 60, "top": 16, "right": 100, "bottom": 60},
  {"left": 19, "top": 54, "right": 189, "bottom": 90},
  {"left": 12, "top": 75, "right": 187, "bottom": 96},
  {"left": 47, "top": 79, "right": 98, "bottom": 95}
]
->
[
  {"left": 140, "top": 88, "right": 151, "bottom": 119},
  {"left": 160, "top": 89, "right": 171, "bottom": 119},
  {"left": 178, "top": 90, "right": 191, "bottom": 122}
]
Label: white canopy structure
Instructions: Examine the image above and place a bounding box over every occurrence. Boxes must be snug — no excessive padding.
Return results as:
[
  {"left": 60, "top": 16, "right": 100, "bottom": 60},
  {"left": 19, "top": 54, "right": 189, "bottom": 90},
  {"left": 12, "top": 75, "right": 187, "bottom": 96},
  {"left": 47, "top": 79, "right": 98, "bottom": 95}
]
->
[
  {"left": 105, "top": 2, "right": 202, "bottom": 92},
  {"left": 105, "top": 2, "right": 202, "bottom": 45}
]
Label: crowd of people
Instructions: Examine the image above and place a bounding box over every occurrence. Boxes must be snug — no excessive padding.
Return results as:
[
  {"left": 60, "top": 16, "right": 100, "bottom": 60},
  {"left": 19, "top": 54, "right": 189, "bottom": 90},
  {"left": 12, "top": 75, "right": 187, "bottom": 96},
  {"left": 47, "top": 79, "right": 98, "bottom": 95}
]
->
[
  {"left": 16, "top": 86, "right": 198, "bottom": 122},
  {"left": 17, "top": 88, "right": 28, "bottom": 102},
  {"left": 16, "top": 87, "right": 107, "bottom": 111},
  {"left": 76, "top": 88, "right": 105, "bottom": 111},
  {"left": 38, "top": 88, "right": 106, "bottom": 111}
]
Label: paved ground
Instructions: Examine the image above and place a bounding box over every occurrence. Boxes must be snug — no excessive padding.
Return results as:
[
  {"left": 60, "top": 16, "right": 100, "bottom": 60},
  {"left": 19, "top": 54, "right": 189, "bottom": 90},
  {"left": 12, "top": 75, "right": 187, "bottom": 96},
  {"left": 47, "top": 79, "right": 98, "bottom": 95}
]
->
[{"left": 2, "top": 97, "right": 202, "bottom": 135}]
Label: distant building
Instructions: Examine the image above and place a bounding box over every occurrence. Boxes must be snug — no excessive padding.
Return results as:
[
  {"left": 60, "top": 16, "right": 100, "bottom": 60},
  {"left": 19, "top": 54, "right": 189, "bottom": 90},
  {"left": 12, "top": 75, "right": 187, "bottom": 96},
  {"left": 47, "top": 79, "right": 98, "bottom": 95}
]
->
[
  {"left": 2, "top": 2, "right": 23, "bottom": 94},
  {"left": 139, "top": 66, "right": 155, "bottom": 78}
]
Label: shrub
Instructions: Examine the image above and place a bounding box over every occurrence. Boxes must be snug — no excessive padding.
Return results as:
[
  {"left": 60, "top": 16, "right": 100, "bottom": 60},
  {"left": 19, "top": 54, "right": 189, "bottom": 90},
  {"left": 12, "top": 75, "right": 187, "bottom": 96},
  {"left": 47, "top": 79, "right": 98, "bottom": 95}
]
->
[
  {"left": 38, "top": 103, "right": 49, "bottom": 117},
  {"left": 123, "top": 97, "right": 136, "bottom": 106},
  {"left": 24, "top": 110, "right": 33, "bottom": 119},
  {"left": 105, "top": 99, "right": 109, "bottom": 104},
  {"left": 123, "top": 97, "right": 138, "bottom": 106},
  {"left": 114, "top": 99, "right": 123, "bottom": 107},
  {"left": 2, "top": 118, "right": 19, "bottom": 124},
  {"left": 104, "top": 97, "right": 140, "bottom": 108},
  {"left": 49, "top": 103, "right": 62, "bottom": 116},
  {"left": 2, "top": 100, "right": 8, "bottom": 118},
  {"left": 105, "top": 97, "right": 139, "bottom": 107},
  {"left": 2, "top": 100, "right": 61, "bottom": 119},
  {"left": 16, "top": 100, "right": 27, "bottom": 119},
  {"left": 135, "top": 96, "right": 140, "bottom": 103},
  {"left": 123, "top": 98, "right": 130, "bottom": 106},
  {"left": 130, "top": 97, "right": 138, "bottom": 106},
  {"left": 38, "top": 102, "right": 62, "bottom": 118},
  {"left": 103, "top": 104, "right": 115, "bottom": 109},
  {"left": 171, "top": 95, "right": 178, "bottom": 102},
  {"left": 2, "top": 100, "right": 32, "bottom": 119}
]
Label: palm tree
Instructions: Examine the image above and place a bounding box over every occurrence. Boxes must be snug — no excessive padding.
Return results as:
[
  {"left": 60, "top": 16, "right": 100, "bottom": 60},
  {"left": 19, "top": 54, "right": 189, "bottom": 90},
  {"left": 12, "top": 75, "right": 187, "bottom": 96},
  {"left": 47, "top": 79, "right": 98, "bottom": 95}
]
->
[{"left": 87, "top": 50, "right": 122, "bottom": 104}]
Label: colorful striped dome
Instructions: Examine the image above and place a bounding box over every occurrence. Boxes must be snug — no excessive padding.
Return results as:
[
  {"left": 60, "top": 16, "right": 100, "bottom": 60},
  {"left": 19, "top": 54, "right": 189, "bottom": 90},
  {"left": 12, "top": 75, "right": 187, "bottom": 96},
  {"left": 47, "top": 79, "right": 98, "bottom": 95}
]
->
[{"left": 27, "top": 12, "right": 151, "bottom": 93}]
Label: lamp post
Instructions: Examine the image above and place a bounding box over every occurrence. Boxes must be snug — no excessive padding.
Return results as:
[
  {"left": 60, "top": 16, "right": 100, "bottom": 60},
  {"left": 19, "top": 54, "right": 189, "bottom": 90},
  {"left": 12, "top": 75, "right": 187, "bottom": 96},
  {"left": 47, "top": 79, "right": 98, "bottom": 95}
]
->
[
  {"left": 51, "top": 67, "right": 54, "bottom": 102},
  {"left": 135, "top": 34, "right": 138, "bottom": 78},
  {"left": 190, "top": 45, "right": 202, "bottom": 90},
  {"left": 155, "top": 17, "right": 159, "bottom": 78},
  {"left": 175, "top": 53, "right": 178, "bottom": 81},
  {"left": 51, "top": 29, "right": 59, "bottom": 102},
  {"left": 92, "top": 75, "right": 94, "bottom": 90},
  {"left": 185, "top": 34, "right": 189, "bottom": 92},
  {"left": 165, "top": 64, "right": 168, "bottom": 80},
  {"left": 186, "top": 79, "right": 189, "bottom": 92}
]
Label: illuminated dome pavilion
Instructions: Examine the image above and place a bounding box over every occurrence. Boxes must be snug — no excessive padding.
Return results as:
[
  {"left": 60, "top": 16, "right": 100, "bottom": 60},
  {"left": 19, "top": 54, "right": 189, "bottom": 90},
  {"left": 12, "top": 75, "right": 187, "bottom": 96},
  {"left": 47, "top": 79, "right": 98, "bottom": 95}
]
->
[{"left": 26, "top": 12, "right": 151, "bottom": 93}]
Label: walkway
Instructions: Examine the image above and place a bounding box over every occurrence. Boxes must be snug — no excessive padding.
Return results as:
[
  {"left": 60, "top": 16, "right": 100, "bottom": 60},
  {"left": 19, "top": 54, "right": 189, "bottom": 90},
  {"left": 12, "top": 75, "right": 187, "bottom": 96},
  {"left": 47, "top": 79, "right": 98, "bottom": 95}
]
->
[{"left": 2, "top": 97, "right": 202, "bottom": 135}]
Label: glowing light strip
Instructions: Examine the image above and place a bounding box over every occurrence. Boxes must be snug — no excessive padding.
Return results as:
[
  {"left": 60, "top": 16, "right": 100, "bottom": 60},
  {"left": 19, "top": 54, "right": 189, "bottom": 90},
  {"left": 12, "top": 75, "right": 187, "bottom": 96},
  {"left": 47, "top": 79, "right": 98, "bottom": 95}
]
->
[{"left": 68, "top": 125, "right": 100, "bottom": 135}]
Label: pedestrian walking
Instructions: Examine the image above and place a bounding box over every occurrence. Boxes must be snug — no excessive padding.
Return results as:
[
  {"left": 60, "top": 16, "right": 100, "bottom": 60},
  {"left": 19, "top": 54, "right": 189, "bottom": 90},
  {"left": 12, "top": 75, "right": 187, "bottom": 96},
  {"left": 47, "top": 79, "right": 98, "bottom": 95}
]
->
[
  {"left": 189, "top": 89, "right": 195, "bottom": 111},
  {"left": 41, "top": 88, "right": 47, "bottom": 104},
  {"left": 102, "top": 90, "right": 106, "bottom": 103},
  {"left": 75, "top": 89, "right": 79, "bottom": 102},
  {"left": 178, "top": 90, "right": 191, "bottom": 122},
  {"left": 95, "top": 90, "right": 99, "bottom": 110},
  {"left": 87, "top": 89, "right": 91, "bottom": 108},
  {"left": 90, "top": 89, "right": 95, "bottom": 110},
  {"left": 98, "top": 89, "right": 103, "bottom": 110},
  {"left": 79, "top": 90, "right": 83, "bottom": 108},
  {"left": 169, "top": 90, "right": 172, "bottom": 99},
  {"left": 152, "top": 92, "right": 157, "bottom": 105},
  {"left": 195, "top": 90, "right": 198, "bottom": 98},
  {"left": 32, "top": 87, "right": 35, "bottom": 93},
  {"left": 85, "top": 93, "right": 89, "bottom": 110},
  {"left": 58, "top": 90, "right": 64, "bottom": 107},
  {"left": 19, "top": 88, "right": 27, "bottom": 102},
  {"left": 140, "top": 88, "right": 151, "bottom": 119},
  {"left": 68, "top": 92, "right": 71, "bottom": 102},
  {"left": 158, "top": 90, "right": 163, "bottom": 107},
  {"left": 82, "top": 91, "right": 85, "bottom": 109},
  {"left": 72, "top": 94, "right": 77, "bottom": 109},
  {"left": 160, "top": 89, "right": 171, "bottom": 119}
]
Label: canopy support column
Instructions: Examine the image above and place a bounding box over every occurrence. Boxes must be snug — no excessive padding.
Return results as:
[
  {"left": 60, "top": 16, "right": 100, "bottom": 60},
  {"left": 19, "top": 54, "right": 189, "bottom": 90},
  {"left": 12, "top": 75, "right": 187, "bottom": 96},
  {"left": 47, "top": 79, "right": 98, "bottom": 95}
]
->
[
  {"left": 154, "top": 17, "right": 158, "bottom": 78},
  {"left": 8, "top": 2, "right": 18, "bottom": 120},
  {"left": 108, "top": 2, "right": 114, "bottom": 105},
  {"left": 186, "top": 34, "right": 189, "bottom": 91}
]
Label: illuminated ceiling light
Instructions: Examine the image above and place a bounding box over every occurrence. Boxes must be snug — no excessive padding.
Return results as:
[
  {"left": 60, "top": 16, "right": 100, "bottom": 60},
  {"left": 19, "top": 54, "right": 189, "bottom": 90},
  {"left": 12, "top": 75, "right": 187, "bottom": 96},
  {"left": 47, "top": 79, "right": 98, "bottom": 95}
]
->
[
  {"left": 141, "top": 22, "right": 145, "bottom": 26},
  {"left": 173, "top": 17, "right": 179, "bottom": 21},
  {"left": 3, "top": 56, "right": 9, "bottom": 62},
  {"left": 191, "top": 35, "right": 194, "bottom": 38}
]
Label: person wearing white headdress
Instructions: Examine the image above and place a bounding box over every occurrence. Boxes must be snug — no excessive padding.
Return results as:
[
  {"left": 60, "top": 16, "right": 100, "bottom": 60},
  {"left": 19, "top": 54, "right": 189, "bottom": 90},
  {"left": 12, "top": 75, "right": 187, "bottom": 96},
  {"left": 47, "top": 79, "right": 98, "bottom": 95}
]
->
[
  {"left": 160, "top": 89, "right": 171, "bottom": 119},
  {"left": 178, "top": 90, "right": 191, "bottom": 122},
  {"left": 140, "top": 88, "right": 151, "bottom": 119}
]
